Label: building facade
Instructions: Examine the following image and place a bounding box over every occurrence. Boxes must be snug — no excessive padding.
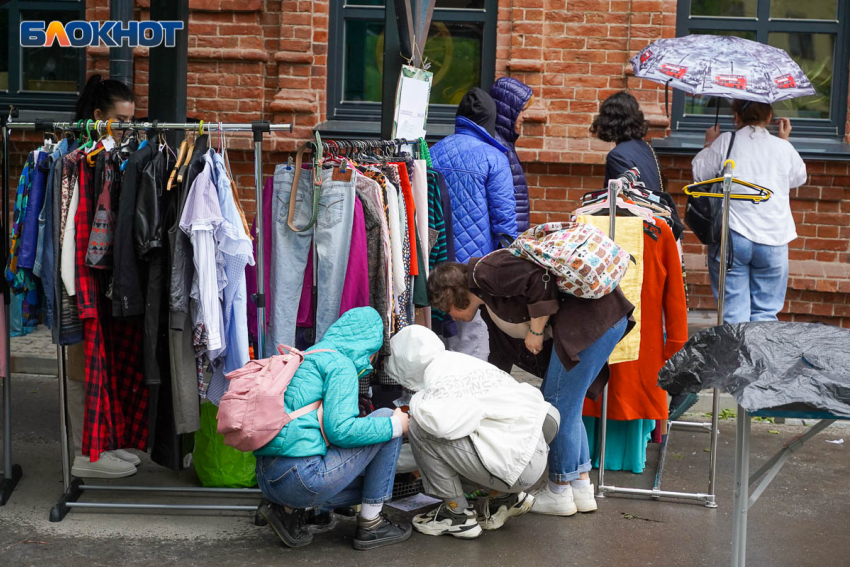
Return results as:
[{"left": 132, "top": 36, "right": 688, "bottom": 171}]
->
[{"left": 4, "top": 0, "right": 850, "bottom": 325}]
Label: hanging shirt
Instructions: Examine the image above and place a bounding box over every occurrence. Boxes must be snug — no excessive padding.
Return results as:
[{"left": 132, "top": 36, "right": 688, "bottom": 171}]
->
[
  {"left": 385, "top": 178, "right": 405, "bottom": 301},
  {"left": 692, "top": 126, "right": 806, "bottom": 246}
]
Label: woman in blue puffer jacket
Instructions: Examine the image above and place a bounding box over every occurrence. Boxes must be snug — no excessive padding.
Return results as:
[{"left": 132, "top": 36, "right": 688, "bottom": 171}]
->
[
  {"left": 490, "top": 77, "right": 534, "bottom": 233},
  {"left": 254, "top": 307, "right": 412, "bottom": 550}
]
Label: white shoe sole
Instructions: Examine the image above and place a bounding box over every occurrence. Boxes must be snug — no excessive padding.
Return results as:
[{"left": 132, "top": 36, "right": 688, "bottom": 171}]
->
[
  {"left": 71, "top": 464, "right": 137, "bottom": 479},
  {"left": 575, "top": 500, "right": 598, "bottom": 513},
  {"left": 481, "top": 493, "right": 535, "bottom": 530},
  {"left": 530, "top": 501, "right": 577, "bottom": 517},
  {"left": 412, "top": 521, "right": 483, "bottom": 539},
  {"left": 112, "top": 451, "right": 142, "bottom": 466}
]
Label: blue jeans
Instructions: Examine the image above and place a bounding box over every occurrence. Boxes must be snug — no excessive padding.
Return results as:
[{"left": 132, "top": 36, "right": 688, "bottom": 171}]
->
[
  {"left": 708, "top": 230, "right": 789, "bottom": 324},
  {"left": 256, "top": 409, "right": 401, "bottom": 509},
  {"left": 269, "top": 165, "right": 356, "bottom": 356},
  {"left": 542, "top": 316, "right": 628, "bottom": 482}
]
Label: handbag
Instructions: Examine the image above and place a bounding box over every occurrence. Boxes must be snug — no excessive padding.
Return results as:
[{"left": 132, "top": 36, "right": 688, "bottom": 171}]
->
[{"left": 685, "top": 132, "right": 735, "bottom": 267}]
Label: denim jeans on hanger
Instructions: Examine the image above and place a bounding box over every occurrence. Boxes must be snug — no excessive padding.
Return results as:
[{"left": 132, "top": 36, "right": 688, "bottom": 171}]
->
[{"left": 270, "top": 164, "right": 355, "bottom": 355}]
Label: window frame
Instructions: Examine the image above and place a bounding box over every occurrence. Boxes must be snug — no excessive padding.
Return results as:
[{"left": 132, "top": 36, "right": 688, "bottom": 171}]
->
[
  {"left": 326, "top": 0, "right": 498, "bottom": 124},
  {"left": 0, "top": 0, "right": 87, "bottom": 113},
  {"left": 672, "top": 0, "right": 850, "bottom": 138}
]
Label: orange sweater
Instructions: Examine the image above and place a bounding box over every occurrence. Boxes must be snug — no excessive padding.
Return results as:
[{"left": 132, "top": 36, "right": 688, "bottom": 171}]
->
[{"left": 583, "top": 219, "right": 688, "bottom": 421}]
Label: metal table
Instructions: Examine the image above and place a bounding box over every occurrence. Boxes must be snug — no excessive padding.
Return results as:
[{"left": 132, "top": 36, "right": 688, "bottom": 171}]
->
[{"left": 731, "top": 407, "right": 850, "bottom": 567}]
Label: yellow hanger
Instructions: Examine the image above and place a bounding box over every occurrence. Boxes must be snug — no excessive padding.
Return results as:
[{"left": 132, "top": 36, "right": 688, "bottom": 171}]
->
[{"left": 683, "top": 159, "right": 772, "bottom": 203}]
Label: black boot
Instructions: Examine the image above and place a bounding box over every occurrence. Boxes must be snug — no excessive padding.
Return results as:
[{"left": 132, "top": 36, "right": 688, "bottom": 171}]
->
[
  {"left": 258, "top": 500, "right": 313, "bottom": 548},
  {"left": 353, "top": 513, "right": 413, "bottom": 550}
]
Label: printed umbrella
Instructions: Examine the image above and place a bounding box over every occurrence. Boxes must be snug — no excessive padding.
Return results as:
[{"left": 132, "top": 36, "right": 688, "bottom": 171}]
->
[{"left": 631, "top": 35, "right": 816, "bottom": 118}]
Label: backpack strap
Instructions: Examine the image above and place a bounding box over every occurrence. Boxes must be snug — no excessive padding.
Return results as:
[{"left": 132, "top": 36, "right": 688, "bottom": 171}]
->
[{"left": 289, "top": 401, "right": 328, "bottom": 446}]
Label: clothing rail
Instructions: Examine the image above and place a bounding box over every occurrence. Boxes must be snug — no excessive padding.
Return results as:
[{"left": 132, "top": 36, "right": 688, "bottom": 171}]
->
[
  {"left": 0, "top": 112, "right": 23, "bottom": 505},
  {"left": 594, "top": 173, "right": 719, "bottom": 508},
  {"left": 4, "top": 118, "right": 291, "bottom": 521}
]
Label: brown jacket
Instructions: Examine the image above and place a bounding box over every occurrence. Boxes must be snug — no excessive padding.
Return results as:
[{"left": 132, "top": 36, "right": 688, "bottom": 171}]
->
[{"left": 469, "top": 250, "right": 635, "bottom": 399}]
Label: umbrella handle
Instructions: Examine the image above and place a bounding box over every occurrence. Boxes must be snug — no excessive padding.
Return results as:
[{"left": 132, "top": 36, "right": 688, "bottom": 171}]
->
[
  {"left": 715, "top": 99, "right": 721, "bottom": 127},
  {"left": 664, "top": 79, "right": 672, "bottom": 118}
]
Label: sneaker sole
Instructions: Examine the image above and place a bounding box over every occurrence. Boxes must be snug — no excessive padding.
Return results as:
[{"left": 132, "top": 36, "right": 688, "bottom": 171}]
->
[
  {"left": 412, "top": 521, "right": 483, "bottom": 539},
  {"left": 530, "top": 504, "right": 577, "bottom": 517},
  {"left": 71, "top": 466, "right": 137, "bottom": 479},
  {"left": 576, "top": 501, "right": 598, "bottom": 513},
  {"left": 481, "top": 494, "right": 536, "bottom": 530},
  {"left": 258, "top": 506, "right": 313, "bottom": 548},
  {"left": 353, "top": 527, "right": 413, "bottom": 550}
]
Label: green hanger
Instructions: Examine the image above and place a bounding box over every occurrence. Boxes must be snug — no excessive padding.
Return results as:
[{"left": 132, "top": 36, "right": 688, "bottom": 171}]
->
[{"left": 80, "top": 119, "right": 95, "bottom": 150}]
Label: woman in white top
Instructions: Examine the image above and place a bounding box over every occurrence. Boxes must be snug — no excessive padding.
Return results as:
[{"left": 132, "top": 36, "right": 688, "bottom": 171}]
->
[{"left": 692, "top": 100, "right": 807, "bottom": 323}]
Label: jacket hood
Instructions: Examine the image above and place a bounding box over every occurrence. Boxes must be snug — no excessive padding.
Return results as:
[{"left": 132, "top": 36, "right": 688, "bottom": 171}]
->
[
  {"left": 384, "top": 325, "right": 446, "bottom": 392},
  {"left": 316, "top": 307, "right": 384, "bottom": 378},
  {"left": 490, "top": 77, "right": 533, "bottom": 144},
  {"left": 454, "top": 116, "right": 509, "bottom": 154},
  {"left": 456, "top": 87, "right": 498, "bottom": 136}
]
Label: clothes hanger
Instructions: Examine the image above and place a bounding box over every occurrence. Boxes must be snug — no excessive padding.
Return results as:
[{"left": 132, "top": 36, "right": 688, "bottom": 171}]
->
[
  {"left": 178, "top": 120, "right": 202, "bottom": 184},
  {"left": 86, "top": 119, "right": 116, "bottom": 166},
  {"left": 167, "top": 135, "right": 189, "bottom": 192},
  {"left": 683, "top": 160, "right": 772, "bottom": 203}
]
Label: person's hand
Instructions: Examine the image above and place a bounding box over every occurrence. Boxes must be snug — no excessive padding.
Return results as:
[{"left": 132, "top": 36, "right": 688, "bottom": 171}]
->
[
  {"left": 392, "top": 407, "right": 410, "bottom": 435},
  {"left": 525, "top": 331, "right": 544, "bottom": 356},
  {"left": 704, "top": 125, "right": 721, "bottom": 147},
  {"left": 777, "top": 117, "right": 792, "bottom": 140}
]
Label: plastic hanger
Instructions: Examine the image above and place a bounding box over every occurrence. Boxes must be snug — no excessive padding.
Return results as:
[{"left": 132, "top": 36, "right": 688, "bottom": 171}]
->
[
  {"left": 178, "top": 120, "right": 203, "bottom": 184},
  {"left": 683, "top": 160, "right": 772, "bottom": 203},
  {"left": 167, "top": 137, "right": 189, "bottom": 191}
]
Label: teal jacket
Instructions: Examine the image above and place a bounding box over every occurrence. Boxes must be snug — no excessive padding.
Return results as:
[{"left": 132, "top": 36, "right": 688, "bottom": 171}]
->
[{"left": 254, "top": 307, "right": 393, "bottom": 458}]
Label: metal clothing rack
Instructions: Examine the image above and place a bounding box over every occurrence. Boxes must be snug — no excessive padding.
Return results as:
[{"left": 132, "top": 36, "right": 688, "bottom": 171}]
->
[
  {"left": 5, "top": 118, "right": 291, "bottom": 520},
  {"left": 0, "top": 110, "right": 23, "bottom": 505},
  {"left": 594, "top": 168, "right": 734, "bottom": 507}
]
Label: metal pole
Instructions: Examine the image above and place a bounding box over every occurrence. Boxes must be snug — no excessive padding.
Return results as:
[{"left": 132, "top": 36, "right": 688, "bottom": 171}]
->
[
  {"left": 1, "top": 122, "right": 10, "bottom": 481},
  {"left": 57, "top": 346, "right": 71, "bottom": 491},
  {"left": 7, "top": 122, "right": 293, "bottom": 133},
  {"left": 253, "top": 136, "right": 265, "bottom": 358},
  {"left": 596, "top": 178, "right": 621, "bottom": 494},
  {"left": 109, "top": 0, "right": 134, "bottom": 86}
]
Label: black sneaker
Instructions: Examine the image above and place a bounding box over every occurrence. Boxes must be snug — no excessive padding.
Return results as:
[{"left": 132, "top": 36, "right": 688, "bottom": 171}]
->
[
  {"left": 412, "top": 504, "right": 483, "bottom": 539},
  {"left": 257, "top": 500, "right": 313, "bottom": 548},
  {"left": 353, "top": 513, "right": 413, "bottom": 550},
  {"left": 303, "top": 509, "right": 338, "bottom": 534},
  {"left": 479, "top": 492, "right": 535, "bottom": 530}
]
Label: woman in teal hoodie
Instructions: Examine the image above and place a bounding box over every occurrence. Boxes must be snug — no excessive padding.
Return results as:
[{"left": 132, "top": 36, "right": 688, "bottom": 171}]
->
[{"left": 255, "top": 307, "right": 412, "bottom": 550}]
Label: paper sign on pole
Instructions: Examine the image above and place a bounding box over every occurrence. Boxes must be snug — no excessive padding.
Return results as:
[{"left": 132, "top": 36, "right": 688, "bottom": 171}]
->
[{"left": 392, "top": 65, "right": 432, "bottom": 140}]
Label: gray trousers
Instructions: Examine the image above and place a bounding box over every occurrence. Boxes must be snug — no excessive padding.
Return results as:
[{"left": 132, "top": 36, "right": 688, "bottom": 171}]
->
[
  {"left": 408, "top": 419, "right": 548, "bottom": 499},
  {"left": 443, "top": 313, "right": 490, "bottom": 362}
]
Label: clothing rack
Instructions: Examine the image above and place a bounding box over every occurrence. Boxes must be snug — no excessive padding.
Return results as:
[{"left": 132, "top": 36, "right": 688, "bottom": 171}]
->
[
  {"left": 594, "top": 173, "right": 720, "bottom": 507},
  {"left": 4, "top": 118, "right": 291, "bottom": 521},
  {"left": 0, "top": 110, "right": 23, "bottom": 505}
]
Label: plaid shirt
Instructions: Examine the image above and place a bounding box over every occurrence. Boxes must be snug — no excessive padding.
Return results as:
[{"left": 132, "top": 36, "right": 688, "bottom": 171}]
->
[{"left": 76, "top": 158, "right": 149, "bottom": 460}]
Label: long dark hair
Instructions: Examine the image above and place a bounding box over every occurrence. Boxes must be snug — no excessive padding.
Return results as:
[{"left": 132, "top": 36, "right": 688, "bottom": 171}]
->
[
  {"left": 74, "top": 74, "right": 135, "bottom": 121},
  {"left": 590, "top": 91, "right": 648, "bottom": 143}
]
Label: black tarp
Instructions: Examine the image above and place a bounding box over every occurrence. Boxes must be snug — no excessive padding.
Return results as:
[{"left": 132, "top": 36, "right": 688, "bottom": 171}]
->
[{"left": 658, "top": 322, "right": 850, "bottom": 418}]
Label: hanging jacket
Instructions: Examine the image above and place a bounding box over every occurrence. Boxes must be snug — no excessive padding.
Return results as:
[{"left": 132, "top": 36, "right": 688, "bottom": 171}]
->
[
  {"left": 385, "top": 325, "right": 551, "bottom": 487},
  {"left": 254, "top": 307, "right": 393, "bottom": 459},
  {"left": 490, "top": 77, "right": 533, "bottom": 233},
  {"left": 430, "top": 116, "right": 517, "bottom": 263}
]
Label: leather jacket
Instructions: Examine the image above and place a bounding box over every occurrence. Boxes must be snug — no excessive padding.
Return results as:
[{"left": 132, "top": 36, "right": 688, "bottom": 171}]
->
[{"left": 135, "top": 150, "right": 172, "bottom": 257}]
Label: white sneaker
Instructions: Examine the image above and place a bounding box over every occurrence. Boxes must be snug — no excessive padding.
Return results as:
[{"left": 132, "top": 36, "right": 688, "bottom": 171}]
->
[
  {"left": 479, "top": 492, "right": 535, "bottom": 531},
  {"left": 72, "top": 452, "right": 137, "bottom": 479},
  {"left": 531, "top": 484, "right": 577, "bottom": 516},
  {"left": 412, "top": 504, "right": 483, "bottom": 539},
  {"left": 572, "top": 483, "right": 598, "bottom": 513},
  {"left": 110, "top": 449, "right": 142, "bottom": 466}
]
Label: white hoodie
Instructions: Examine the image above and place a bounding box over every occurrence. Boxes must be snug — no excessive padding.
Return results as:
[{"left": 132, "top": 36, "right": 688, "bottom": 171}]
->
[{"left": 385, "top": 325, "right": 551, "bottom": 486}]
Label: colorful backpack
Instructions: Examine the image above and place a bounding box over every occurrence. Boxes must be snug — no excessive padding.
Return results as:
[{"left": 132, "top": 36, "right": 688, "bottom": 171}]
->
[
  {"left": 509, "top": 222, "right": 630, "bottom": 299},
  {"left": 216, "top": 345, "right": 333, "bottom": 452}
]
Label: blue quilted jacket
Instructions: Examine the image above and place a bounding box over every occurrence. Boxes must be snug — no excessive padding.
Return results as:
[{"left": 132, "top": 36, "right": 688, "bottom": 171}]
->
[
  {"left": 430, "top": 116, "right": 517, "bottom": 263},
  {"left": 491, "top": 77, "right": 533, "bottom": 233},
  {"left": 254, "top": 307, "right": 392, "bottom": 458}
]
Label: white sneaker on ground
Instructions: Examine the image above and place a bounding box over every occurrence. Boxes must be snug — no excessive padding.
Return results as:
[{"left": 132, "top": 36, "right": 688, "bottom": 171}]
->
[
  {"left": 572, "top": 483, "right": 598, "bottom": 513},
  {"left": 109, "top": 449, "right": 142, "bottom": 466},
  {"left": 531, "top": 483, "right": 577, "bottom": 516},
  {"left": 412, "top": 504, "right": 483, "bottom": 539},
  {"left": 72, "top": 452, "right": 137, "bottom": 479},
  {"left": 479, "top": 491, "right": 535, "bottom": 530}
]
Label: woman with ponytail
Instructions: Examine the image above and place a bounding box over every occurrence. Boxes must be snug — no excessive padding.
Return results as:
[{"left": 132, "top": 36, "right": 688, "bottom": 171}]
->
[{"left": 74, "top": 74, "right": 135, "bottom": 122}]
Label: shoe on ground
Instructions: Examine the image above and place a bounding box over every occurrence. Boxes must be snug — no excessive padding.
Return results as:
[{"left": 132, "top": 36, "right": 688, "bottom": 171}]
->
[
  {"left": 353, "top": 513, "right": 413, "bottom": 550},
  {"left": 257, "top": 500, "right": 313, "bottom": 548},
  {"left": 110, "top": 449, "right": 141, "bottom": 466},
  {"left": 572, "top": 484, "right": 598, "bottom": 513},
  {"left": 412, "top": 504, "right": 483, "bottom": 539},
  {"left": 531, "top": 483, "right": 577, "bottom": 516},
  {"left": 303, "top": 509, "right": 339, "bottom": 534},
  {"left": 479, "top": 491, "right": 535, "bottom": 531},
  {"left": 71, "top": 452, "right": 137, "bottom": 479}
]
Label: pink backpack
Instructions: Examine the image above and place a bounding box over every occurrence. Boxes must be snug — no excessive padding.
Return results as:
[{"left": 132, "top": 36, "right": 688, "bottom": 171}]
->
[{"left": 216, "top": 345, "right": 333, "bottom": 452}]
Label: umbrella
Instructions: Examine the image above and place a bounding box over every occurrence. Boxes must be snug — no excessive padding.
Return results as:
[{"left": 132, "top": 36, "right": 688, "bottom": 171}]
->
[{"left": 631, "top": 35, "right": 816, "bottom": 121}]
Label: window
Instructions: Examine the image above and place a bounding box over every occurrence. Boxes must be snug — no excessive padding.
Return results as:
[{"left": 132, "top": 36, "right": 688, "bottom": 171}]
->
[
  {"left": 0, "top": 1, "right": 86, "bottom": 112},
  {"left": 327, "top": 0, "right": 497, "bottom": 124},
  {"left": 673, "top": 0, "right": 850, "bottom": 137}
]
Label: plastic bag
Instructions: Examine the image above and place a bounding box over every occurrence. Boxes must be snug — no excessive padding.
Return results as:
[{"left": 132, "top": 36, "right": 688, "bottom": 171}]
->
[
  {"left": 658, "top": 322, "right": 850, "bottom": 417},
  {"left": 193, "top": 402, "right": 258, "bottom": 488}
]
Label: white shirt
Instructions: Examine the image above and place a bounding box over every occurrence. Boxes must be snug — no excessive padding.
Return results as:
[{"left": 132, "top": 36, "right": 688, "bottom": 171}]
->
[{"left": 692, "top": 126, "right": 807, "bottom": 246}]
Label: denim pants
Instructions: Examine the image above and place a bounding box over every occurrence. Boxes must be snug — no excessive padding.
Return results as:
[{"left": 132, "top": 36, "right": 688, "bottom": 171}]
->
[
  {"left": 256, "top": 409, "right": 402, "bottom": 509},
  {"left": 269, "top": 165, "right": 356, "bottom": 355},
  {"left": 708, "top": 230, "right": 789, "bottom": 324},
  {"left": 542, "top": 316, "right": 628, "bottom": 482}
]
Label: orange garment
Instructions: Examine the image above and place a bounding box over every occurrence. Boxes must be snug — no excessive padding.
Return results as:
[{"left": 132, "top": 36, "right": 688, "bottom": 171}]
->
[
  {"left": 583, "top": 219, "right": 687, "bottom": 421},
  {"left": 393, "top": 162, "right": 419, "bottom": 276}
]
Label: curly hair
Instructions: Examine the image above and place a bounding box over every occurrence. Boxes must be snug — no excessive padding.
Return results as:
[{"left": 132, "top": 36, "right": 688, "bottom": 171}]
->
[
  {"left": 428, "top": 263, "right": 471, "bottom": 313},
  {"left": 590, "top": 91, "right": 648, "bottom": 143}
]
